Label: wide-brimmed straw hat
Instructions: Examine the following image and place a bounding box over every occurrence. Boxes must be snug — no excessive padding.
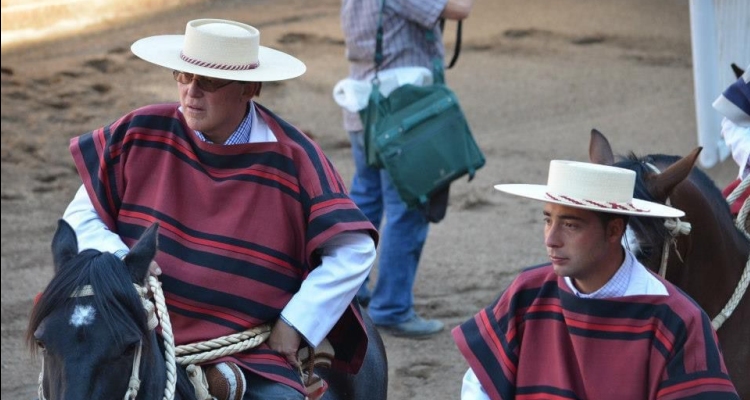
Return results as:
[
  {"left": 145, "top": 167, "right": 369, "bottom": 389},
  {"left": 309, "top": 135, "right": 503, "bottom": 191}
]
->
[
  {"left": 131, "top": 18, "right": 306, "bottom": 82},
  {"left": 494, "top": 160, "right": 684, "bottom": 218}
]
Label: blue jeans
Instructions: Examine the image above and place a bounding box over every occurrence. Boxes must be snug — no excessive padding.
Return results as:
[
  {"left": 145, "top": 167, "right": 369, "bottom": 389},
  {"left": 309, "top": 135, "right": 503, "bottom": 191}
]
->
[{"left": 348, "top": 130, "right": 429, "bottom": 325}]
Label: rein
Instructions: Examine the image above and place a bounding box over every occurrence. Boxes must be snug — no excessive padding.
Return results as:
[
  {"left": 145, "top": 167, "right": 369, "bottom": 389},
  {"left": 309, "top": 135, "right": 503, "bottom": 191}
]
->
[{"left": 645, "top": 162, "right": 750, "bottom": 330}]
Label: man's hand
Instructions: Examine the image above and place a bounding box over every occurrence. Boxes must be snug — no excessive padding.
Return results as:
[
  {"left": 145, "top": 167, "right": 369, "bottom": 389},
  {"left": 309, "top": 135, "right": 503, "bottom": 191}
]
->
[
  {"left": 149, "top": 261, "right": 162, "bottom": 276},
  {"left": 267, "top": 318, "right": 302, "bottom": 369},
  {"left": 442, "top": 0, "right": 474, "bottom": 20}
]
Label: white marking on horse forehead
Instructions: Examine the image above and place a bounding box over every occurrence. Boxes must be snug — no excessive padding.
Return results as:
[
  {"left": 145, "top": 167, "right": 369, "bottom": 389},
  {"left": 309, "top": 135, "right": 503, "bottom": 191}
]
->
[
  {"left": 623, "top": 225, "right": 641, "bottom": 254},
  {"left": 70, "top": 304, "right": 96, "bottom": 327}
]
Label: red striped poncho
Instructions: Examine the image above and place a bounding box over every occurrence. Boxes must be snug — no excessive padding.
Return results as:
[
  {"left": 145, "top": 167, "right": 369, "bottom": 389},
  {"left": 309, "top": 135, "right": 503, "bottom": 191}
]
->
[
  {"left": 452, "top": 264, "right": 739, "bottom": 400},
  {"left": 70, "top": 102, "right": 377, "bottom": 393}
]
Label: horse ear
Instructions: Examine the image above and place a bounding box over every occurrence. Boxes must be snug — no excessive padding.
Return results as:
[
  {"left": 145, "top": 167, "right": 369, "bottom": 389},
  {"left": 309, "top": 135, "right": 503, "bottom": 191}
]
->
[
  {"left": 51, "top": 219, "right": 79, "bottom": 273},
  {"left": 647, "top": 147, "right": 702, "bottom": 201},
  {"left": 589, "top": 129, "right": 615, "bottom": 165},
  {"left": 731, "top": 63, "right": 744, "bottom": 79},
  {"left": 123, "top": 222, "right": 159, "bottom": 283}
]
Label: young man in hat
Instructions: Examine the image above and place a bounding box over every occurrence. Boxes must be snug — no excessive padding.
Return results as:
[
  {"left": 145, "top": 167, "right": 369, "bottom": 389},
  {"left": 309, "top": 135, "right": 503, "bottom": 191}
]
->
[
  {"left": 452, "top": 160, "right": 739, "bottom": 399},
  {"left": 62, "top": 19, "right": 378, "bottom": 399}
]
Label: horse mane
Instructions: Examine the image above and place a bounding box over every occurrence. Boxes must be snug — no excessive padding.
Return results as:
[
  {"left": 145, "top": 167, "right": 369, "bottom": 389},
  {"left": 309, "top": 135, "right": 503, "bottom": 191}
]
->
[{"left": 26, "top": 249, "right": 151, "bottom": 357}]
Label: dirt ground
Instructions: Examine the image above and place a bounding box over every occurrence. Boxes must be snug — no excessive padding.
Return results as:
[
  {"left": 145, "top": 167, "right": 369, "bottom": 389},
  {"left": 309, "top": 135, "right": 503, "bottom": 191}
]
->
[{"left": 1, "top": 0, "right": 739, "bottom": 398}]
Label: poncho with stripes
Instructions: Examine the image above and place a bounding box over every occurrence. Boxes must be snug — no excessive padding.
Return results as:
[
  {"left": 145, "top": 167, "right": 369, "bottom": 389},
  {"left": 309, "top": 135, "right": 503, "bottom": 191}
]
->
[
  {"left": 70, "top": 102, "right": 378, "bottom": 393},
  {"left": 452, "top": 264, "right": 739, "bottom": 399}
]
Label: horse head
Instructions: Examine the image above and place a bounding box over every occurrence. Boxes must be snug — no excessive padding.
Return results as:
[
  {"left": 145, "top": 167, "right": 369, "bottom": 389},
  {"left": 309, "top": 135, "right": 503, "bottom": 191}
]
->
[
  {"left": 26, "top": 220, "right": 194, "bottom": 400},
  {"left": 588, "top": 128, "right": 750, "bottom": 397},
  {"left": 589, "top": 129, "right": 702, "bottom": 278}
]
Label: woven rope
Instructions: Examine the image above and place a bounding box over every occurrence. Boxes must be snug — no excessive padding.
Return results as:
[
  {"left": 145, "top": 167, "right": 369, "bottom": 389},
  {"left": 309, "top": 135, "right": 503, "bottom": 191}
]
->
[
  {"left": 173, "top": 325, "right": 271, "bottom": 365},
  {"left": 127, "top": 277, "right": 271, "bottom": 399},
  {"left": 712, "top": 175, "right": 750, "bottom": 330},
  {"left": 146, "top": 276, "right": 177, "bottom": 400},
  {"left": 726, "top": 174, "right": 750, "bottom": 206},
  {"left": 148, "top": 275, "right": 271, "bottom": 399}
]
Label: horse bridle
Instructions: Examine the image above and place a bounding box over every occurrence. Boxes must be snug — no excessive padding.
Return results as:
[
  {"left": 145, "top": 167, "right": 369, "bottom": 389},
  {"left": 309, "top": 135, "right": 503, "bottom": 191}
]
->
[
  {"left": 642, "top": 162, "right": 692, "bottom": 279},
  {"left": 644, "top": 162, "right": 750, "bottom": 330}
]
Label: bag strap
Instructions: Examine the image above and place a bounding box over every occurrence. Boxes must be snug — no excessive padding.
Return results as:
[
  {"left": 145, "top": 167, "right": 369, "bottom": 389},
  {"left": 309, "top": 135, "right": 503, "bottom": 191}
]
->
[
  {"left": 439, "top": 19, "right": 463, "bottom": 69},
  {"left": 424, "top": 26, "right": 445, "bottom": 85},
  {"left": 373, "top": 0, "right": 386, "bottom": 78}
]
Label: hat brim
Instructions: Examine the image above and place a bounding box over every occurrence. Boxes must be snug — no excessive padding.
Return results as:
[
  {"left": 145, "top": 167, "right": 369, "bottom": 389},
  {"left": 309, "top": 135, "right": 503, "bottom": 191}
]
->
[
  {"left": 495, "top": 184, "right": 685, "bottom": 218},
  {"left": 131, "top": 35, "right": 306, "bottom": 82}
]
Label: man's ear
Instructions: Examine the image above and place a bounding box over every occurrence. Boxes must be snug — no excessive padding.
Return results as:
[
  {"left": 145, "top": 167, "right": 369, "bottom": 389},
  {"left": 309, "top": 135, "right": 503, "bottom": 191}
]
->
[
  {"left": 607, "top": 218, "right": 626, "bottom": 242},
  {"left": 241, "top": 82, "right": 262, "bottom": 98}
]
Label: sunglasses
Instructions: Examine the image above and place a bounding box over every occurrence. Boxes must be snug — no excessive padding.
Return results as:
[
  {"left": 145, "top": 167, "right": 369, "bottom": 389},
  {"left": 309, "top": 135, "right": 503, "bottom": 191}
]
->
[{"left": 172, "top": 70, "right": 236, "bottom": 92}]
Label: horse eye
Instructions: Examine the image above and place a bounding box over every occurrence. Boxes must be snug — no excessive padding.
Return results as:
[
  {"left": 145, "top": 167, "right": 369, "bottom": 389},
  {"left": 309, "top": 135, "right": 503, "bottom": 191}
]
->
[
  {"left": 35, "top": 339, "right": 46, "bottom": 350},
  {"left": 123, "top": 341, "right": 139, "bottom": 357}
]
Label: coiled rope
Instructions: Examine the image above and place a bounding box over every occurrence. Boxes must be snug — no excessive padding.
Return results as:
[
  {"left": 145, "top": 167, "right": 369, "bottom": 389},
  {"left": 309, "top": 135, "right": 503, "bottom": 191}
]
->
[
  {"left": 713, "top": 175, "right": 750, "bottom": 330},
  {"left": 146, "top": 275, "right": 271, "bottom": 400}
]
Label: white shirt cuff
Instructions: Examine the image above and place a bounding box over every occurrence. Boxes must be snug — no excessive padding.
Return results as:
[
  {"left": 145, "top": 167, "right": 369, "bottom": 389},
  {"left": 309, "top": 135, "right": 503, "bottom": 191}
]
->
[{"left": 280, "top": 231, "right": 375, "bottom": 347}]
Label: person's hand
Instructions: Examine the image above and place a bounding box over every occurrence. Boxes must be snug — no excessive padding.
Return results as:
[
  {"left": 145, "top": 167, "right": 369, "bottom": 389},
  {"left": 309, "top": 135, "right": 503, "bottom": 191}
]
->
[
  {"left": 442, "top": 0, "right": 474, "bottom": 20},
  {"left": 267, "top": 319, "right": 302, "bottom": 369},
  {"left": 144, "top": 261, "right": 163, "bottom": 297},
  {"left": 149, "top": 261, "right": 162, "bottom": 276}
]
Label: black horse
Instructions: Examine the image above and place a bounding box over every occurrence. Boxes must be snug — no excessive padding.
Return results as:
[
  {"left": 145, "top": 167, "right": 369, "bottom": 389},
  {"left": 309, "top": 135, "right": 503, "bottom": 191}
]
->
[{"left": 27, "top": 220, "right": 388, "bottom": 399}]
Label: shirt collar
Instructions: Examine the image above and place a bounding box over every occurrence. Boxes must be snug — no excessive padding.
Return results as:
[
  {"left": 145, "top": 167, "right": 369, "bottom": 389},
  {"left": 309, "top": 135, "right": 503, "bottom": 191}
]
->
[
  {"left": 564, "top": 249, "right": 634, "bottom": 299},
  {"left": 191, "top": 102, "right": 254, "bottom": 145}
]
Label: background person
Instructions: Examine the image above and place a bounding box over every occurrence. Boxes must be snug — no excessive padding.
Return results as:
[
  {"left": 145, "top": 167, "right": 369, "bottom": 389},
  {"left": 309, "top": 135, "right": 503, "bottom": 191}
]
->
[{"left": 337, "top": 0, "right": 475, "bottom": 338}]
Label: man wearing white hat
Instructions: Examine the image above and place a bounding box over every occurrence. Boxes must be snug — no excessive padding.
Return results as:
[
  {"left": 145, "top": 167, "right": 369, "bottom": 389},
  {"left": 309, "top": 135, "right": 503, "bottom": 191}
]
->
[
  {"left": 62, "top": 19, "right": 378, "bottom": 399},
  {"left": 452, "top": 160, "right": 739, "bottom": 399}
]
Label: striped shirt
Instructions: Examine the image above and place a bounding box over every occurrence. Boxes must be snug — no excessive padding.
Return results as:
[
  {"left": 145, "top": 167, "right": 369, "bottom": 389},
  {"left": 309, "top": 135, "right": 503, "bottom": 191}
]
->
[{"left": 340, "top": 0, "right": 448, "bottom": 131}]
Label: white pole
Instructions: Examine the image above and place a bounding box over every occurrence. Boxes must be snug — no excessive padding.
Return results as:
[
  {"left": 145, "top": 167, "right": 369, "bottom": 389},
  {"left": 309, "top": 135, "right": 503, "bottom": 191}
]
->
[
  {"left": 689, "top": 0, "right": 723, "bottom": 168},
  {"left": 714, "top": 0, "right": 750, "bottom": 90}
]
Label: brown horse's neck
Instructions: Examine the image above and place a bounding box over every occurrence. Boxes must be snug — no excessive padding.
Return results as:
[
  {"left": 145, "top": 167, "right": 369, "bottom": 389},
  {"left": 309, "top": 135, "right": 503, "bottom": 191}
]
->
[{"left": 666, "top": 181, "right": 750, "bottom": 318}]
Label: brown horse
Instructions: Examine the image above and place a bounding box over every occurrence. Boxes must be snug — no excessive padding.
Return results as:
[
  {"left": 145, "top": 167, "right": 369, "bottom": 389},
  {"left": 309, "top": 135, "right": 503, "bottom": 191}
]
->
[{"left": 589, "top": 129, "right": 750, "bottom": 398}]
